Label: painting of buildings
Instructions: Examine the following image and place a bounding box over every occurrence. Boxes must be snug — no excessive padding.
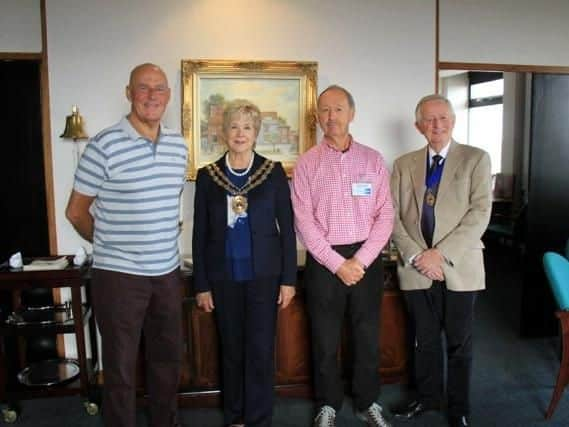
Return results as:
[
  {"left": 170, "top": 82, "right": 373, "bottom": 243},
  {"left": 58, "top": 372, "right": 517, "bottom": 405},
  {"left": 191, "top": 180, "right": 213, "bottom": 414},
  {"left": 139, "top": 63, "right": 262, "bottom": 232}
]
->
[{"left": 198, "top": 77, "right": 301, "bottom": 164}]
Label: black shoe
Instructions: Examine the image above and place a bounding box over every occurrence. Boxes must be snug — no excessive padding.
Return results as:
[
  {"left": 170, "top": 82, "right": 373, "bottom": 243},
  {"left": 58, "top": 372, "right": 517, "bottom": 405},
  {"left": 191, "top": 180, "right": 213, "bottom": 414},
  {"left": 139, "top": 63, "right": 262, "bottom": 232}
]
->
[
  {"left": 392, "top": 400, "right": 440, "bottom": 420},
  {"left": 449, "top": 415, "right": 470, "bottom": 427}
]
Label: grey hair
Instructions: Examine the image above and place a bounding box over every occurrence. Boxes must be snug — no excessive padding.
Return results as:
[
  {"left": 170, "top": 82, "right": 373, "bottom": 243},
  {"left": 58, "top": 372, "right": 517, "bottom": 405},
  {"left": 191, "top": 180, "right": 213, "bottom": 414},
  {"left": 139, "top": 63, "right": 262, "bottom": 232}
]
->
[
  {"left": 222, "top": 99, "right": 262, "bottom": 136},
  {"left": 415, "top": 94, "right": 455, "bottom": 123},
  {"left": 318, "top": 85, "right": 355, "bottom": 109}
]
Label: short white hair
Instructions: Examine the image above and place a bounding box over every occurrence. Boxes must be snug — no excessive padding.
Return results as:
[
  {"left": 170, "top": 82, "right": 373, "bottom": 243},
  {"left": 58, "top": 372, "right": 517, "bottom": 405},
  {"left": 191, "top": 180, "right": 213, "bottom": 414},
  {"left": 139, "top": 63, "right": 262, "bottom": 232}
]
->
[{"left": 415, "top": 94, "right": 455, "bottom": 123}]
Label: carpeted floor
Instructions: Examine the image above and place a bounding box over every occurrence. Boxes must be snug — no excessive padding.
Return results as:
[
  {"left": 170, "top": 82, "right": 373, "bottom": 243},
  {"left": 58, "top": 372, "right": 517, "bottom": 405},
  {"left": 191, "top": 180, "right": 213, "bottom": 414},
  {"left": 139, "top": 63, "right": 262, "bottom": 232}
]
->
[{"left": 4, "top": 244, "right": 569, "bottom": 426}]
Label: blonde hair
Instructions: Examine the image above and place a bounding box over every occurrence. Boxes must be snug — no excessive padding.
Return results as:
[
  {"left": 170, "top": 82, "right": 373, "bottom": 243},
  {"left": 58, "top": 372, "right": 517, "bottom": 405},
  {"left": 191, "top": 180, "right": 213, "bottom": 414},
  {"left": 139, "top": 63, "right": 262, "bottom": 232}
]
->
[{"left": 222, "top": 99, "right": 262, "bottom": 136}]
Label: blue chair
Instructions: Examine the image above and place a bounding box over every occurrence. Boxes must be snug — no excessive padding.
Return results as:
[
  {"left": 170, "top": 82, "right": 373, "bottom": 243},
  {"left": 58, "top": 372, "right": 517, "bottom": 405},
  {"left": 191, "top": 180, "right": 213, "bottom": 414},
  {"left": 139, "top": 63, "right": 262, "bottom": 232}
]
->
[
  {"left": 543, "top": 252, "right": 569, "bottom": 418},
  {"left": 565, "top": 239, "right": 569, "bottom": 260}
]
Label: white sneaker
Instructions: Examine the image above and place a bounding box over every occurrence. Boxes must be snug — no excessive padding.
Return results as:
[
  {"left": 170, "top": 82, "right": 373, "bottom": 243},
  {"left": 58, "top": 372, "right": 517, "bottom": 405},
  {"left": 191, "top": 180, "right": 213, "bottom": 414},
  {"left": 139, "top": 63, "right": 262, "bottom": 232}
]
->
[
  {"left": 313, "top": 405, "right": 336, "bottom": 427},
  {"left": 356, "top": 402, "right": 391, "bottom": 427}
]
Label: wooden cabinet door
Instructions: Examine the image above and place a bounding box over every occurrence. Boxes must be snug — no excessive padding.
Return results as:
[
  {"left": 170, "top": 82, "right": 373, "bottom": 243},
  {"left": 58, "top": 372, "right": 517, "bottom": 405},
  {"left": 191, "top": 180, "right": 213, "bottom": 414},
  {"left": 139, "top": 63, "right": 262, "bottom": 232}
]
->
[
  {"left": 274, "top": 295, "right": 311, "bottom": 385},
  {"left": 379, "top": 290, "right": 408, "bottom": 383},
  {"left": 188, "top": 306, "right": 219, "bottom": 389}
]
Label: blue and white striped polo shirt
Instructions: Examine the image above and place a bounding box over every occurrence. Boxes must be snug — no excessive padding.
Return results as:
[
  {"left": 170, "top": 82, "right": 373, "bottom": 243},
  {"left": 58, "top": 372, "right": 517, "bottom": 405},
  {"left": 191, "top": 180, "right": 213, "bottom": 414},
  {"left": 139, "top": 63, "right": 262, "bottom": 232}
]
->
[{"left": 73, "top": 117, "right": 188, "bottom": 276}]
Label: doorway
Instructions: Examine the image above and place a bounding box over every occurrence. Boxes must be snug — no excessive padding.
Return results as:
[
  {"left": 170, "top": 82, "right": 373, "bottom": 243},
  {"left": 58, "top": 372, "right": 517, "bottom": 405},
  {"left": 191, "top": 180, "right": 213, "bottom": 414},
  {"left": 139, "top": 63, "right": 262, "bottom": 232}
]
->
[
  {"left": 0, "top": 59, "right": 50, "bottom": 261},
  {"left": 439, "top": 65, "right": 569, "bottom": 337}
]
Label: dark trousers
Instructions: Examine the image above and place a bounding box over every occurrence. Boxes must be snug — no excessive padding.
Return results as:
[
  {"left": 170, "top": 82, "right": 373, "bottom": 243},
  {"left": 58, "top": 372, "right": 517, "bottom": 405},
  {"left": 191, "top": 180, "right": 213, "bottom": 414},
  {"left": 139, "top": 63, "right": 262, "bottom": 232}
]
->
[
  {"left": 304, "top": 244, "right": 384, "bottom": 412},
  {"left": 403, "top": 282, "right": 477, "bottom": 417},
  {"left": 212, "top": 277, "right": 280, "bottom": 427},
  {"left": 91, "top": 268, "right": 183, "bottom": 427}
]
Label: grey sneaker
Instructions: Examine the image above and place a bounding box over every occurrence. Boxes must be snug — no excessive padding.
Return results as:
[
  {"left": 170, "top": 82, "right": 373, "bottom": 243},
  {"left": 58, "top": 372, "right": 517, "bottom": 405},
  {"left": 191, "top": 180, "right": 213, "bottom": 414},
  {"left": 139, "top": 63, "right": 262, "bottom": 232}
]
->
[
  {"left": 313, "top": 405, "right": 336, "bottom": 427},
  {"left": 356, "top": 402, "right": 392, "bottom": 427}
]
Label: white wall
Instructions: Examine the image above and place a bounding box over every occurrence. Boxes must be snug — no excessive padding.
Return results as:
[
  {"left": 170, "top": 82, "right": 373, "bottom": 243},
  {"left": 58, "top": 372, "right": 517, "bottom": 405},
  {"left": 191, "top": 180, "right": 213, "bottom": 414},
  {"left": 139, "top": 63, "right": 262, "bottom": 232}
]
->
[
  {"left": 440, "top": 72, "right": 469, "bottom": 143},
  {"left": 0, "top": 0, "right": 41, "bottom": 52},
  {"left": 439, "top": 0, "right": 569, "bottom": 66},
  {"left": 502, "top": 73, "right": 521, "bottom": 175},
  {"left": 45, "top": 0, "right": 435, "bottom": 255},
  {"left": 5, "top": 0, "right": 569, "bottom": 257}
]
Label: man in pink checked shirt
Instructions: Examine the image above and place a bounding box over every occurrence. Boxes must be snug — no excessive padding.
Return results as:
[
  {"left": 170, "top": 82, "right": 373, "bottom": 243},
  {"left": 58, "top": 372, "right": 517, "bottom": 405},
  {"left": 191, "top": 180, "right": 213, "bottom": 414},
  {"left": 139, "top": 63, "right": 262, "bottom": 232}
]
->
[{"left": 291, "top": 85, "right": 394, "bottom": 427}]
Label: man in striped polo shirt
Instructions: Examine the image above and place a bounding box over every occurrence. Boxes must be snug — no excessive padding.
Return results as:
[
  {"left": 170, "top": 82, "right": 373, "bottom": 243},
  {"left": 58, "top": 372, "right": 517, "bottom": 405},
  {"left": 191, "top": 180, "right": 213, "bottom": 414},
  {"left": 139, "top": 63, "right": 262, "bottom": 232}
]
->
[
  {"left": 66, "top": 63, "right": 187, "bottom": 427},
  {"left": 291, "top": 85, "right": 394, "bottom": 427}
]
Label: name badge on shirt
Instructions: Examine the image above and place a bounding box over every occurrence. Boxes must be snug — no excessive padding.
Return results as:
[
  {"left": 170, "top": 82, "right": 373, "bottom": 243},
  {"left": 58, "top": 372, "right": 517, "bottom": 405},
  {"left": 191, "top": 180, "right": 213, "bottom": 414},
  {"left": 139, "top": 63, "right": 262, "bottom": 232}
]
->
[{"left": 352, "top": 182, "right": 372, "bottom": 196}]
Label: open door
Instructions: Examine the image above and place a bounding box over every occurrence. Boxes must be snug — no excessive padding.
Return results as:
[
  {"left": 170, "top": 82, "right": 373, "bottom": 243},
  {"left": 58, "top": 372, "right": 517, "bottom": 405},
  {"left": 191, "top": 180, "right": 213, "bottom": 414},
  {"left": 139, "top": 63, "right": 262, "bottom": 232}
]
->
[
  {"left": 521, "top": 73, "right": 569, "bottom": 336},
  {"left": 0, "top": 60, "right": 49, "bottom": 260}
]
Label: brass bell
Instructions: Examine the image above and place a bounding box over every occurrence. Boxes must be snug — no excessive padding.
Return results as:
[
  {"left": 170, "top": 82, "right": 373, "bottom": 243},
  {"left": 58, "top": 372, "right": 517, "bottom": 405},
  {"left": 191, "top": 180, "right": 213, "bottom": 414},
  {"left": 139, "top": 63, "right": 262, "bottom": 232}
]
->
[{"left": 60, "top": 105, "right": 88, "bottom": 140}]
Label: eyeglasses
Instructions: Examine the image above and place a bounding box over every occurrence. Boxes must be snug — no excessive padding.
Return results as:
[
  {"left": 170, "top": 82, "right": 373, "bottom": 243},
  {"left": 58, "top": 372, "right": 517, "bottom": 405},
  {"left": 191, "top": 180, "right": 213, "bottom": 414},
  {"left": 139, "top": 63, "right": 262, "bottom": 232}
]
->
[{"left": 133, "top": 84, "right": 169, "bottom": 95}]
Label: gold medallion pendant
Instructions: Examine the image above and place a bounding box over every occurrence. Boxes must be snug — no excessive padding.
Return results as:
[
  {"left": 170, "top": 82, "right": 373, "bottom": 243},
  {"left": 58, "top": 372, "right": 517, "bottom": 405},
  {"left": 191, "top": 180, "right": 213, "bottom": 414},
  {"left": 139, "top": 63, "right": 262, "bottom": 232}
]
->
[
  {"left": 232, "top": 195, "right": 248, "bottom": 214},
  {"left": 206, "top": 158, "right": 275, "bottom": 215},
  {"left": 425, "top": 190, "right": 436, "bottom": 206}
]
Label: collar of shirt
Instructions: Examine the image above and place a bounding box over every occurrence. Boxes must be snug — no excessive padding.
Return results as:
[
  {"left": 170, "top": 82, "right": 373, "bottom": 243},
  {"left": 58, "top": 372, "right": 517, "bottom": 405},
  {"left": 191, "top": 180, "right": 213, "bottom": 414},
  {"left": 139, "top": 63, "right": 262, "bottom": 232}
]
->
[
  {"left": 428, "top": 140, "right": 451, "bottom": 166},
  {"left": 323, "top": 134, "right": 354, "bottom": 153},
  {"left": 119, "top": 116, "right": 163, "bottom": 142}
]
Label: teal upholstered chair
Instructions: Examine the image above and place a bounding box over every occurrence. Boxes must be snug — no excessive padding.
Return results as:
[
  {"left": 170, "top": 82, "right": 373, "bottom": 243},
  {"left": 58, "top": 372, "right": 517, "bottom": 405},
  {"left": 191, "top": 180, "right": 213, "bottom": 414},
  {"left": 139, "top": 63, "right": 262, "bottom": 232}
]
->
[{"left": 543, "top": 252, "right": 569, "bottom": 418}]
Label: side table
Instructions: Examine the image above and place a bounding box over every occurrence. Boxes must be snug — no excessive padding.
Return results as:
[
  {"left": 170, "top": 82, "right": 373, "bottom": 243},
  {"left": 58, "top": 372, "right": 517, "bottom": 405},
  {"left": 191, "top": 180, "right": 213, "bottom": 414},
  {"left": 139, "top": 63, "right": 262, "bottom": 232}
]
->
[{"left": 0, "top": 257, "right": 98, "bottom": 423}]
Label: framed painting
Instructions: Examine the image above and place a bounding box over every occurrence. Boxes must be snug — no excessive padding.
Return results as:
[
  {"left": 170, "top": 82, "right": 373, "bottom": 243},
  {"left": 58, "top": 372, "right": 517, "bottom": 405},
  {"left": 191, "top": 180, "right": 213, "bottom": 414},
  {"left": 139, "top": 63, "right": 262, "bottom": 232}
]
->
[{"left": 181, "top": 59, "right": 318, "bottom": 179}]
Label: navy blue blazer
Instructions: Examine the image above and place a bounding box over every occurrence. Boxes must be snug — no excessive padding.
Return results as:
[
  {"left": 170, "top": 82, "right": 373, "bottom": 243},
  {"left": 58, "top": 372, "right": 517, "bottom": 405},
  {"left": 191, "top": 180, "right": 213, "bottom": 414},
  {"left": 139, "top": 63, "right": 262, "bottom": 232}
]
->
[{"left": 192, "top": 153, "right": 297, "bottom": 293}]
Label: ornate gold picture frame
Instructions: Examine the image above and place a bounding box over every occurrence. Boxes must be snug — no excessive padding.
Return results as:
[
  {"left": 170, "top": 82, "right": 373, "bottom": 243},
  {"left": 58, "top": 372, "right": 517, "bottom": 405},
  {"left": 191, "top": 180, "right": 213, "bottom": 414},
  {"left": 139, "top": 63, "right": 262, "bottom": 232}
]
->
[{"left": 181, "top": 59, "right": 318, "bottom": 180}]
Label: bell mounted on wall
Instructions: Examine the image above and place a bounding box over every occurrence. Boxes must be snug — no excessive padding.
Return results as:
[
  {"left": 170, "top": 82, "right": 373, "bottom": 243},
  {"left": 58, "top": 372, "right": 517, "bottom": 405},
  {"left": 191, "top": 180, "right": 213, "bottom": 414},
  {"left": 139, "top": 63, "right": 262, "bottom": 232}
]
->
[{"left": 60, "top": 105, "right": 88, "bottom": 141}]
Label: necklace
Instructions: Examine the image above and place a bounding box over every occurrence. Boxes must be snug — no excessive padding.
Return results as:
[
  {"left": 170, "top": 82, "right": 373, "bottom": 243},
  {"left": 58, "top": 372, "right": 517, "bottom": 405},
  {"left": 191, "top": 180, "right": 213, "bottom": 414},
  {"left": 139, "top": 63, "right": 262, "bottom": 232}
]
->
[
  {"left": 225, "top": 152, "right": 254, "bottom": 177},
  {"left": 206, "top": 157, "right": 274, "bottom": 214}
]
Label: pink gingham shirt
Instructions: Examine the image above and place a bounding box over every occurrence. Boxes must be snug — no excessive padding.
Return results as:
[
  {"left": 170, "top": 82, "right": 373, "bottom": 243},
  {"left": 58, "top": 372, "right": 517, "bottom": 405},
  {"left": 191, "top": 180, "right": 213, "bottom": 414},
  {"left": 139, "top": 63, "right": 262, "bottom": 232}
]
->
[{"left": 291, "top": 137, "right": 394, "bottom": 273}]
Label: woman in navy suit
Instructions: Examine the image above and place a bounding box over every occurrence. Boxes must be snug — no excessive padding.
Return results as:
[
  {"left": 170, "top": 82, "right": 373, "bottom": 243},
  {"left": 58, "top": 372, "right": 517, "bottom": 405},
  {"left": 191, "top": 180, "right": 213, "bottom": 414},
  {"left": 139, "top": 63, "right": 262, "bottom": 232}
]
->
[{"left": 192, "top": 100, "right": 296, "bottom": 427}]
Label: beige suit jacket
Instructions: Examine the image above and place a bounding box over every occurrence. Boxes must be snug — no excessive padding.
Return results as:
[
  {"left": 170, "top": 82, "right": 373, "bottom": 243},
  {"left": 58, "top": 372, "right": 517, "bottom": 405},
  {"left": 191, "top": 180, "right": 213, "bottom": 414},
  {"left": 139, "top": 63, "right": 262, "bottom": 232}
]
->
[{"left": 390, "top": 141, "right": 492, "bottom": 291}]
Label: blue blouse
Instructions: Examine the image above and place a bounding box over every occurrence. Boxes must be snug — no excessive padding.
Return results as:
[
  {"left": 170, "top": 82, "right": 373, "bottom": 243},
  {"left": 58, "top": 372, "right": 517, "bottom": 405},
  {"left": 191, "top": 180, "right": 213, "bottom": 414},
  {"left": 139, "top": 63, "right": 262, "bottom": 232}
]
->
[{"left": 225, "top": 166, "right": 254, "bottom": 281}]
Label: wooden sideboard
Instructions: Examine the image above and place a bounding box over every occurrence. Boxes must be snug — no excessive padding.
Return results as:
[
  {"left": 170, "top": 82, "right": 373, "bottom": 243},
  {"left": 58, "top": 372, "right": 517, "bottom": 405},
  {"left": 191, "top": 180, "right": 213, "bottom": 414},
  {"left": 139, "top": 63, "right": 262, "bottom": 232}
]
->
[{"left": 132, "top": 260, "right": 408, "bottom": 407}]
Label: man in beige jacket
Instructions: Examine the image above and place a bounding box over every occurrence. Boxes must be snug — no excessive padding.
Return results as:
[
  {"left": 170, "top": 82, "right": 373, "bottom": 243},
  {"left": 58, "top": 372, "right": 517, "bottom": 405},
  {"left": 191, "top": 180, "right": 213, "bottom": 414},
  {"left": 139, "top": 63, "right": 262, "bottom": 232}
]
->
[{"left": 390, "top": 94, "right": 492, "bottom": 427}]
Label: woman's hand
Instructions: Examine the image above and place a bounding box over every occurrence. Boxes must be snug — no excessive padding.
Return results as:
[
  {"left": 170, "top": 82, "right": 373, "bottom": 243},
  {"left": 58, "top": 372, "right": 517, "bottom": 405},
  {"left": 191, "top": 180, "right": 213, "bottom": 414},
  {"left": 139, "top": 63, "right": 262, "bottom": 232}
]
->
[
  {"left": 196, "top": 291, "right": 215, "bottom": 312},
  {"left": 278, "top": 285, "right": 295, "bottom": 309}
]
